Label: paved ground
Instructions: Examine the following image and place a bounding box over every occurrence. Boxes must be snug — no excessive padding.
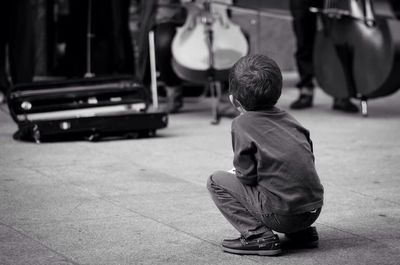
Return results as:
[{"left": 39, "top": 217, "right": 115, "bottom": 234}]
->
[{"left": 1, "top": 80, "right": 400, "bottom": 265}]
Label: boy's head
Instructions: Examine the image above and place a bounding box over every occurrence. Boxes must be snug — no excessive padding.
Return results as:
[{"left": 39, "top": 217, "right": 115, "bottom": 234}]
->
[{"left": 229, "top": 54, "right": 282, "bottom": 111}]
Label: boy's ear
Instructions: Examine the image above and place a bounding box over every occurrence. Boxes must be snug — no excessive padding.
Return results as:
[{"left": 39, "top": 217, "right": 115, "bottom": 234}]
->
[
  {"left": 229, "top": 95, "right": 239, "bottom": 107},
  {"left": 229, "top": 94, "right": 245, "bottom": 112}
]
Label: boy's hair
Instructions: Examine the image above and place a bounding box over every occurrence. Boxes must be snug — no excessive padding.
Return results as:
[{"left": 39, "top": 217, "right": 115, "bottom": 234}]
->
[{"left": 229, "top": 54, "right": 282, "bottom": 111}]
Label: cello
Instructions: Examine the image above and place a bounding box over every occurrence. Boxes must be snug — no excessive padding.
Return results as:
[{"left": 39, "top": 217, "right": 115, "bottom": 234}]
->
[
  {"left": 171, "top": 0, "right": 249, "bottom": 124},
  {"left": 313, "top": 0, "right": 400, "bottom": 116},
  {"left": 171, "top": 0, "right": 249, "bottom": 84}
]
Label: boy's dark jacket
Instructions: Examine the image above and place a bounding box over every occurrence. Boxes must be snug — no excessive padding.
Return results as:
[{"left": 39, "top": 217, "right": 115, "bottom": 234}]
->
[{"left": 231, "top": 107, "right": 324, "bottom": 215}]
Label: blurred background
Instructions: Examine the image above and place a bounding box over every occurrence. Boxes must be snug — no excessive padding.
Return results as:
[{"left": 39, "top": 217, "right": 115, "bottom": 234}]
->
[
  {"left": 3, "top": 0, "right": 399, "bottom": 117},
  {"left": 5, "top": 0, "right": 294, "bottom": 81}
]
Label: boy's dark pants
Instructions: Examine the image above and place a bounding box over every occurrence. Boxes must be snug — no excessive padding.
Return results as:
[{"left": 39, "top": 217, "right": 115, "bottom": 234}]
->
[{"left": 207, "top": 171, "right": 321, "bottom": 239}]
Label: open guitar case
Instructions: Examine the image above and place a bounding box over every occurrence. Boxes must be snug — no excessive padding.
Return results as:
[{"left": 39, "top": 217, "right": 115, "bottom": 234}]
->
[{"left": 7, "top": 0, "right": 168, "bottom": 143}]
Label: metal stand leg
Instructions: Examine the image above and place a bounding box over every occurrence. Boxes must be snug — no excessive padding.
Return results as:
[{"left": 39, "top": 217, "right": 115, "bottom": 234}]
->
[
  {"left": 32, "top": 125, "right": 41, "bottom": 144},
  {"left": 202, "top": 1, "right": 221, "bottom": 124},
  {"left": 361, "top": 99, "right": 368, "bottom": 117},
  {"left": 148, "top": 30, "right": 159, "bottom": 110},
  {"left": 211, "top": 81, "right": 222, "bottom": 125},
  {"left": 84, "top": 0, "right": 95, "bottom": 78}
]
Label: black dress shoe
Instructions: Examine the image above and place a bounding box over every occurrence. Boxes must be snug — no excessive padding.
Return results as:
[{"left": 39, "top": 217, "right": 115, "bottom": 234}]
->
[
  {"left": 290, "top": 94, "right": 313, "bottom": 109},
  {"left": 163, "top": 96, "right": 183, "bottom": 113},
  {"left": 165, "top": 101, "right": 183, "bottom": 113},
  {"left": 285, "top": 226, "right": 319, "bottom": 248},
  {"left": 222, "top": 234, "right": 281, "bottom": 256},
  {"left": 332, "top": 98, "right": 359, "bottom": 113},
  {"left": 165, "top": 87, "right": 183, "bottom": 113}
]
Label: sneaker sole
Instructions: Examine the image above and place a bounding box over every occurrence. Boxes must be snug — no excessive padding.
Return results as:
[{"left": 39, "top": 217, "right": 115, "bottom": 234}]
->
[{"left": 222, "top": 246, "right": 282, "bottom": 256}]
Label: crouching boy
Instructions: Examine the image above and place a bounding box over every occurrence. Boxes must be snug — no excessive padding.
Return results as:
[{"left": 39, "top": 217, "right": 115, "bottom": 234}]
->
[{"left": 207, "top": 54, "right": 324, "bottom": 256}]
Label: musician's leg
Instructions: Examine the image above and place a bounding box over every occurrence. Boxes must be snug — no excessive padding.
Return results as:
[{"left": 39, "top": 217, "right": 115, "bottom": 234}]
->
[
  {"left": 289, "top": 0, "right": 320, "bottom": 109},
  {"left": 155, "top": 22, "right": 183, "bottom": 113},
  {"left": 290, "top": 0, "right": 359, "bottom": 113},
  {"left": 8, "top": 0, "right": 34, "bottom": 86},
  {"left": 0, "top": 1, "right": 9, "bottom": 102}
]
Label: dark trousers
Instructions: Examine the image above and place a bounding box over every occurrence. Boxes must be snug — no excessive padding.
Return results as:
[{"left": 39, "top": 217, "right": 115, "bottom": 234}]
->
[
  {"left": 289, "top": 0, "right": 323, "bottom": 89},
  {"left": 0, "top": 0, "right": 34, "bottom": 94},
  {"left": 207, "top": 171, "right": 321, "bottom": 239},
  {"left": 154, "top": 22, "right": 182, "bottom": 87}
]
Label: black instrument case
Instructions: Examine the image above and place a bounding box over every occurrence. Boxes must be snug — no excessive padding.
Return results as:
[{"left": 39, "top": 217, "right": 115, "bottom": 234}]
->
[{"left": 7, "top": 76, "right": 168, "bottom": 142}]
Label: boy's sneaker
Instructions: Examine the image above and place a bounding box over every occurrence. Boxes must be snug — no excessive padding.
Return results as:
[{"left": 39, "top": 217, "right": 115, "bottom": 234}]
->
[
  {"left": 285, "top": 226, "right": 319, "bottom": 248},
  {"left": 222, "top": 234, "right": 281, "bottom": 256}
]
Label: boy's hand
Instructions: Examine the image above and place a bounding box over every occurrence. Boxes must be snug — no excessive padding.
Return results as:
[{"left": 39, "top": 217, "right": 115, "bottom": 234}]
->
[{"left": 228, "top": 168, "right": 236, "bottom": 174}]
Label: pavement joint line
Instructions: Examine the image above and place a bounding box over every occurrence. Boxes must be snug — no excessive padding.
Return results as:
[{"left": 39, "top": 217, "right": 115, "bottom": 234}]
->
[
  {"left": 0, "top": 220, "right": 82, "bottom": 265},
  {"left": 317, "top": 222, "right": 382, "bottom": 244},
  {"left": 101, "top": 197, "right": 270, "bottom": 265},
  {"left": 19, "top": 154, "right": 397, "bottom": 252},
  {"left": 3, "top": 214, "right": 140, "bottom": 226},
  {"left": 71, "top": 146, "right": 212, "bottom": 188},
  {"left": 25, "top": 166, "right": 214, "bottom": 238},
  {"left": 30, "top": 161, "right": 207, "bottom": 192},
  {"left": 89, "top": 134, "right": 233, "bottom": 162},
  {"left": 27, "top": 158, "right": 201, "bottom": 187},
  {"left": 317, "top": 222, "right": 400, "bottom": 254},
  {"left": 324, "top": 182, "right": 400, "bottom": 206},
  {"left": 26, "top": 165, "right": 271, "bottom": 264},
  {"left": 344, "top": 189, "right": 400, "bottom": 206}
]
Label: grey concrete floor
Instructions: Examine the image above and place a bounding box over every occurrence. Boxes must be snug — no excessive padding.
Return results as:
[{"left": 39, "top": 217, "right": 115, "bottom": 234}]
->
[{"left": 1, "top": 83, "right": 400, "bottom": 265}]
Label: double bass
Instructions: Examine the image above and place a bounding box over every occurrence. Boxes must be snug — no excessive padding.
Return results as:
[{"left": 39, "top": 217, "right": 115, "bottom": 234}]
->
[{"left": 313, "top": 0, "right": 400, "bottom": 115}]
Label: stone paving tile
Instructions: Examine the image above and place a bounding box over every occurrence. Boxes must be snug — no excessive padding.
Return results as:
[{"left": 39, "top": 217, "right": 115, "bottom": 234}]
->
[
  {"left": 1, "top": 87, "right": 400, "bottom": 265},
  {"left": 0, "top": 166, "right": 135, "bottom": 226},
  {"left": 13, "top": 215, "right": 267, "bottom": 265},
  {"left": 0, "top": 223, "right": 77, "bottom": 265}
]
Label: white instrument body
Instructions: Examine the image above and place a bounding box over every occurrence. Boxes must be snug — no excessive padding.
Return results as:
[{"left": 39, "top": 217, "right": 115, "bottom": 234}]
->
[{"left": 171, "top": 1, "right": 249, "bottom": 83}]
